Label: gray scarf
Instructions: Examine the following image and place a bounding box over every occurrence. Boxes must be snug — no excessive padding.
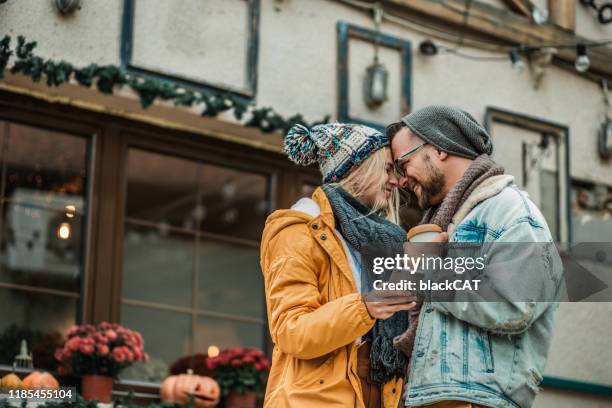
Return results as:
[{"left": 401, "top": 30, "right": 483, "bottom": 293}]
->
[
  {"left": 393, "top": 155, "right": 504, "bottom": 357},
  {"left": 322, "top": 184, "right": 407, "bottom": 383}
]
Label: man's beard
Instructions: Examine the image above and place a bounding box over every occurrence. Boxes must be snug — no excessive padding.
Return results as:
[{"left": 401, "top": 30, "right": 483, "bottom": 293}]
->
[{"left": 411, "top": 159, "right": 445, "bottom": 209}]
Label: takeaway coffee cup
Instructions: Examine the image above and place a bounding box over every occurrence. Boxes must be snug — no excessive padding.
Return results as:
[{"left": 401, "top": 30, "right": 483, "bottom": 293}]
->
[{"left": 407, "top": 224, "right": 442, "bottom": 242}]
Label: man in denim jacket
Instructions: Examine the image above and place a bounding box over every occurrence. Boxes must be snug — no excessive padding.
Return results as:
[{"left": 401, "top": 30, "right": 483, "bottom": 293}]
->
[{"left": 386, "top": 106, "right": 562, "bottom": 408}]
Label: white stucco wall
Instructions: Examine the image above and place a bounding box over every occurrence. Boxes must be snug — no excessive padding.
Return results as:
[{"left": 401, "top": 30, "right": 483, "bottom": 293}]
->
[
  {"left": 258, "top": 0, "right": 612, "bottom": 185},
  {"left": 535, "top": 388, "right": 612, "bottom": 408},
  {"left": 0, "top": 0, "right": 121, "bottom": 65},
  {"left": 131, "top": 0, "right": 250, "bottom": 92},
  {"left": 1, "top": 1, "right": 610, "bottom": 185},
  {"left": 1, "top": 1, "right": 611, "bottom": 405}
]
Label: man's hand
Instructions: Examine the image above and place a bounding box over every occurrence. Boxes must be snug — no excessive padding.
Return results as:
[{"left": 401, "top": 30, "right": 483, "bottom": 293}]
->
[
  {"left": 363, "top": 299, "right": 417, "bottom": 320},
  {"left": 403, "top": 231, "right": 449, "bottom": 258},
  {"left": 432, "top": 232, "right": 449, "bottom": 243}
]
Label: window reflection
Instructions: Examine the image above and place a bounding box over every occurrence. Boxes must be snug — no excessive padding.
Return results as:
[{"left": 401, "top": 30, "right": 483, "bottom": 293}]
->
[
  {"left": 0, "top": 120, "right": 88, "bottom": 371},
  {"left": 197, "top": 240, "right": 263, "bottom": 319},
  {"left": 121, "top": 148, "right": 269, "bottom": 382}
]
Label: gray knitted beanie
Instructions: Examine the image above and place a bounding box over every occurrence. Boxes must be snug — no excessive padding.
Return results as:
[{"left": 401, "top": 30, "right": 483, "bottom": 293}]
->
[{"left": 391, "top": 105, "right": 493, "bottom": 159}]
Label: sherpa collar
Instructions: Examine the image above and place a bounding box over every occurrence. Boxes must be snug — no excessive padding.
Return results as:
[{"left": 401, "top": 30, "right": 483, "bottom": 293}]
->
[{"left": 448, "top": 174, "right": 515, "bottom": 234}]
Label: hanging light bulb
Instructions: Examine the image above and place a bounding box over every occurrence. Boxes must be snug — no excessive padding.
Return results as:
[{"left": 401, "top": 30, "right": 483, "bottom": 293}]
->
[
  {"left": 65, "top": 204, "right": 76, "bottom": 218},
  {"left": 364, "top": 59, "right": 388, "bottom": 108},
  {"left": 575, "top": 44, "right": 590, "bottom": 72},
  {"left": 192, "top": 204, "right": 207, "bottom": 221},
  {"left": 532, "top": 5, "right": 548, "bottom": 24},
  {"left": 221, "top": 181, "right": 237, "bottom": 200},
  {"left": 57, "top": 222, "right": 71, "bottom": 240},
  {"left": 509, "top": 49, "right": 525, "bottom": 73},
  {"left": 222, "top": 208, "right": 239, "bottom": 224}
]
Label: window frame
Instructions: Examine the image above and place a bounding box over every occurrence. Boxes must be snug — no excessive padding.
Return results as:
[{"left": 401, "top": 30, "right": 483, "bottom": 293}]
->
[
  {"left": 119, "top": 139, "right": 274, "bottom": 365},
  {"left": 484, "top": 106, "right": 572, "bottom": 243},
  {"left": 0, "top": 98, "right": 100, "bottom": 325},
  {"left": 0, "top": 89, "right": 316, "bottom": 385},
  {"left": 336, "top": 21, "right": 413, "bottom": 131}
]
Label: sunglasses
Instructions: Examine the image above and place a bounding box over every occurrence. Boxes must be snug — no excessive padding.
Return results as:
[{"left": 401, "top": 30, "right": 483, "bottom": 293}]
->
[{"left": 393, "top": 143, "right": 427, "bottom": 177}]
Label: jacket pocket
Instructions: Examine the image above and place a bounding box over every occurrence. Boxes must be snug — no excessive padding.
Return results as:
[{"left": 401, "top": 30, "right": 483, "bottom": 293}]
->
[
  {"left": 452, "top": 224, "right": 486, "bottom": 243},
  {"left": 290, "top": 352, "right": 334, "bottom": 387}
]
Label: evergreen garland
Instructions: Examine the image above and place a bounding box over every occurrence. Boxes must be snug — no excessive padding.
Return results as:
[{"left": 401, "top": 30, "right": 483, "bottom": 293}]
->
[{"left": 0, "top": 35, "right": 330, "bottom": 134}]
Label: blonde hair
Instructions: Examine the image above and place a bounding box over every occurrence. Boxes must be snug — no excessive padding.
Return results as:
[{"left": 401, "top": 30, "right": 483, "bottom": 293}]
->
[{"left": 338, "top": 148, "right": 400, "bottom": 224}]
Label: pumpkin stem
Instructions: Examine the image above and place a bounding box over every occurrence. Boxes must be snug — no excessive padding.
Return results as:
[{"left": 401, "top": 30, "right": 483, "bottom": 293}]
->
[{"left": 187, "top": 369, "right": 194, "bottom": 375}]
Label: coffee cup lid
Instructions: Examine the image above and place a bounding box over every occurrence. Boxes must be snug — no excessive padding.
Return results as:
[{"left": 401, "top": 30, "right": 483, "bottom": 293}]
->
[{"left": 407, "top": 224, "right": 442, "bottom": 241}]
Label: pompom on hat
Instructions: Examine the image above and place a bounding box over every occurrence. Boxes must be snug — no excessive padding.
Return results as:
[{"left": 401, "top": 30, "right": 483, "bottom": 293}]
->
[{"left": 284, "top": 122, "right": 389, "bottom": 183}]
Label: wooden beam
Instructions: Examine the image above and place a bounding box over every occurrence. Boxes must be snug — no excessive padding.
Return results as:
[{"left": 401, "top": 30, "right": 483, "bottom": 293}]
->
[
  {"left": 383, "top": 0, "right": 612, "bottom": 79},
  {"left": 549, "top": 0, "right": 575, "bottom": 31},
  {"left": 501, "top": 0, "right": 532, "bottom": 18}
]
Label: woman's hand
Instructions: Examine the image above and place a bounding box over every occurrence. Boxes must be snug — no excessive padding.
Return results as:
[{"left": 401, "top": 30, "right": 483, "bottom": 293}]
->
[{"left": 363, "top": 299, "right": 417, "bottom": 320}]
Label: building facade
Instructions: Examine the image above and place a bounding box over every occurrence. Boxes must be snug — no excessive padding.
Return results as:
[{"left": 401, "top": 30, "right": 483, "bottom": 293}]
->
[{"left": 0, "top": 0, "right": 611, "bottom": 406}]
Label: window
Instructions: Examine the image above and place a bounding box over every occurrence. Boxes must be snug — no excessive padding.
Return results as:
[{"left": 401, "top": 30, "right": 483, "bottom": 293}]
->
[
  {"left": 119, "top": 148, "right": 269, "bottom": 382},
  {"left": 0, "top": 120, "right": 89, "bottom": 371},
  {"left": 485, "top": 108, "right": 570, "bottom": 241}
]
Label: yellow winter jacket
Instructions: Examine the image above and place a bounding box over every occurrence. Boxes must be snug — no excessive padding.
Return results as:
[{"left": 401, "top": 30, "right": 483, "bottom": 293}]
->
[{"left": 260, "top": 188, "right": 403, "bottom": 408}]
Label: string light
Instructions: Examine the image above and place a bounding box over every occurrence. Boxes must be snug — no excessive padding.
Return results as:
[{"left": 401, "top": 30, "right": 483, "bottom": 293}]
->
[
  {"left": 575, "top": 43, "right": 590, "bottom": 73},
  {"left": 65, "top": 204, "right": 76, "bottom": 218},
  {"left": 57, "top": 222, "right": 71, "bottom": 240},
  {"left": 338, "top": 0, "right": 611, "bottom": 75},
  {"left": 531, "top": 5, "right": 549, "bottom": 25},
  {"left": 418, "top": 38, "right": 608, "bottom": 75}
]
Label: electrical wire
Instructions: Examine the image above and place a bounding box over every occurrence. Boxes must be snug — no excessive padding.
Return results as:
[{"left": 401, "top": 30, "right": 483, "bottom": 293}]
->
[
  {"left": 337, "top": 0, "right": 509, "bottom": 52},
  {"left": 546, "top": 39, "right": 612, "bottom": 49},
  {"left": 336, "top": 0, "right": 612, "bottom": 55},
  {"left": 441, "top": 48, "right": 509, "bottom": 61},
  {"left": 382, "top": 12, "right": 508, "bottom": 50}
]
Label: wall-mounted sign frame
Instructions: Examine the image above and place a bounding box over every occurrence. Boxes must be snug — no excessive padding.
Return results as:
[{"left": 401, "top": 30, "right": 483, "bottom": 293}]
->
[
  {"left": 337, "top": 21, "right": 412, "bottom": 131},
  {"left": 120, "top": 0, "right": 260, "bottom": 102}
]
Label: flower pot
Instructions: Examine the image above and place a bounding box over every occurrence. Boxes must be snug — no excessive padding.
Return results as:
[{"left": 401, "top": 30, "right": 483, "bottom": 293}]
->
[
  {"left": 225, "top": 391, "right": 258, "bottom": 408},
  {"left": 81, "top": 375, "right": 113, "bottom": 403}
]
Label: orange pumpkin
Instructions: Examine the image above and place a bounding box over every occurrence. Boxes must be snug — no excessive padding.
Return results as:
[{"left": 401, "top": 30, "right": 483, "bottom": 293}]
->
[
  {"left": 22, "top": 371, "right": 59, "bottom": 390},
  {"left": 1, "top": 373, "right": 22, "bottom": 390},
  {"left": 161, "top": 372, "right": 220, "bottom": 408}
]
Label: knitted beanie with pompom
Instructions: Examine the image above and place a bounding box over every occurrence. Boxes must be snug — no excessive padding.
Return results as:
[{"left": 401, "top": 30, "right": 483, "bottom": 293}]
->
[{"left": 284, "top": 123, "right": 388, "bottom": 183}]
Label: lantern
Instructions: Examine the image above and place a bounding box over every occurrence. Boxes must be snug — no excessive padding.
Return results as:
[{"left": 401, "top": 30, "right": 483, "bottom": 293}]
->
[{"left": 363, "top": 58, "right": 388, "bottom": 108}]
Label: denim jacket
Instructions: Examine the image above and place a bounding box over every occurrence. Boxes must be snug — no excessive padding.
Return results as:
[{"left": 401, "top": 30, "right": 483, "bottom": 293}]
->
[{"left": 404, "top": 176, "right": 562, "bottom": 408}]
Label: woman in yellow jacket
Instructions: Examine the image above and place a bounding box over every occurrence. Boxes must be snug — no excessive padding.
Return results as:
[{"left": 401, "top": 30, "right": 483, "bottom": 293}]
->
[{"left": 260, "top": 123, "right": 417, "bottom": 408}]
